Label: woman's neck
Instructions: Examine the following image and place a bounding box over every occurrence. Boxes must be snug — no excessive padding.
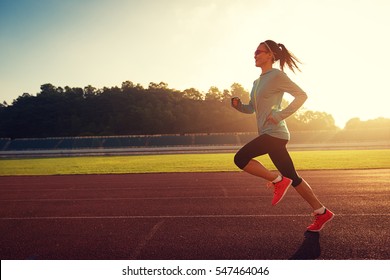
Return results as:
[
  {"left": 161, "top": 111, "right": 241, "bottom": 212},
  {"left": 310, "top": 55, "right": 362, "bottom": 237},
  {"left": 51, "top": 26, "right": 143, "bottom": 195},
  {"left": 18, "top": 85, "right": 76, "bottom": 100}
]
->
[{"left": 261, "top": 64, "right": 273, "bottom": 75}]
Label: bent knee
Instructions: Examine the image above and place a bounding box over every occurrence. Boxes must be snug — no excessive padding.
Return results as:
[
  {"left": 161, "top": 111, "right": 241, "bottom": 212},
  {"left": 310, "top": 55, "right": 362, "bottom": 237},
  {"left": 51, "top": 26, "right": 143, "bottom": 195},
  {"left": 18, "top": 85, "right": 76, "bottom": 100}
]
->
[{"left": 234, "top": 151, "right": 250, "bottom": 170}]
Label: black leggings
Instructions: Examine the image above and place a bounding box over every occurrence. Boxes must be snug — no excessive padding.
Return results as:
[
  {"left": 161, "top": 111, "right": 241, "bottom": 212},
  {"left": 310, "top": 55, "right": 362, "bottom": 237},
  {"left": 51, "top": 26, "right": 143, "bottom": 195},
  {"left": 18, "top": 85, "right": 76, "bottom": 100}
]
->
[{"left": 234, "top": 134, "right": 302, "bottom": 187}]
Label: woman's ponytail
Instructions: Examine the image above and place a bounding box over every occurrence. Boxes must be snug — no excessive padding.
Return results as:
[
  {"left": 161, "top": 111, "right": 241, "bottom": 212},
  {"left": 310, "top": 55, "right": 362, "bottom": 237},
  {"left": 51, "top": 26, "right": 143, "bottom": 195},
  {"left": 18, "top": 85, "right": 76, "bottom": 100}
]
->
[{"left": 263, "top": 40, "right": 301, "bottom": 73}]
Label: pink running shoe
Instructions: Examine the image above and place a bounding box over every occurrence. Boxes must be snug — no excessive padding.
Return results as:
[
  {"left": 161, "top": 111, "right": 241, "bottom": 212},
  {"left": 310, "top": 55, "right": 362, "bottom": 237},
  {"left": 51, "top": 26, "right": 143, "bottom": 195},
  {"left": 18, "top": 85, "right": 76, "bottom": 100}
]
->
[
  {"left": 307, "top": 209, "right": 334, "bottom": 232},
  {"left": 269, "top": 177, "right": 292, "bottom": 206}
]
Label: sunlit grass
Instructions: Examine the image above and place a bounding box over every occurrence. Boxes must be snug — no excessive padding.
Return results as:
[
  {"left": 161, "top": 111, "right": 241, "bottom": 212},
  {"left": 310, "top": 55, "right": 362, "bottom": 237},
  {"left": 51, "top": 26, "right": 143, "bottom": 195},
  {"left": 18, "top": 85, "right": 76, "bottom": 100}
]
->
[{"left": 0, "top": 149, "right": 389, "bottom": 176}]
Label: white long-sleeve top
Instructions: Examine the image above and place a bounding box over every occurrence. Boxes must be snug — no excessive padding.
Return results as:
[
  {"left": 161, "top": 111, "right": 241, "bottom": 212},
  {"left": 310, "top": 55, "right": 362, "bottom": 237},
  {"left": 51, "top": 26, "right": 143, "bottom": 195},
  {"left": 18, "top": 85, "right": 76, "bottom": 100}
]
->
[{"left": 236, "top": 68, "right": 307, "bottom": 140}]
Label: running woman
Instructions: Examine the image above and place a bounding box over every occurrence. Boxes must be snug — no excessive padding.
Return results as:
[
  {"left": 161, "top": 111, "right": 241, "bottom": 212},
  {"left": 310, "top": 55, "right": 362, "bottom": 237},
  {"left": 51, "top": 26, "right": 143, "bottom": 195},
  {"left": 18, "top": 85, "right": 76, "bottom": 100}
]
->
[{"left": 231, "top": 40, "right": 334, "bottom": 231}]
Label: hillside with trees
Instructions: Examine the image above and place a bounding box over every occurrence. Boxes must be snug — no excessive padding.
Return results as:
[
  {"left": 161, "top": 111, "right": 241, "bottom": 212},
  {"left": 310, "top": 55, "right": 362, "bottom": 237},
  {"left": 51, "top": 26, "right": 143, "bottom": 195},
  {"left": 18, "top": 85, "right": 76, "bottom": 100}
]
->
[{"left": 0, "top": 81, "right": 387, "bottom": 139}]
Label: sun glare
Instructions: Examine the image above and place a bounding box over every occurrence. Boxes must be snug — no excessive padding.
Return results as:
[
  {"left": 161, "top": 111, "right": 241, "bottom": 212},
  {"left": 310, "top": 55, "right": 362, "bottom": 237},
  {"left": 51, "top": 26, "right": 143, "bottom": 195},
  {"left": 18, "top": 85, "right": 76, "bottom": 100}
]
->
[{"left": 1, "top": 0, "right": 389, "bottom": 128}]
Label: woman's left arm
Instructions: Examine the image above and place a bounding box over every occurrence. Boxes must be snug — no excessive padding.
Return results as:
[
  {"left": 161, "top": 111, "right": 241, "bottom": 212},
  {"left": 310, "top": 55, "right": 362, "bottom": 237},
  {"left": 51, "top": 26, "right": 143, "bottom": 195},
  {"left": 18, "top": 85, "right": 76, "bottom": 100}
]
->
[{"left": 272, "top": 72, "right": 308, "bottom": 123}]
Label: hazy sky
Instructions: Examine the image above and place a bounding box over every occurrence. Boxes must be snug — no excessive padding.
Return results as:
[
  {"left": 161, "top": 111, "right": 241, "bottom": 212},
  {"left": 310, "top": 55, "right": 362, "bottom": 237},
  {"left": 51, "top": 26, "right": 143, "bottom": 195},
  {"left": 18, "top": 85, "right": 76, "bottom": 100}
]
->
[{"left": 1, "top": 0, "right": 390, "bottom": 127}]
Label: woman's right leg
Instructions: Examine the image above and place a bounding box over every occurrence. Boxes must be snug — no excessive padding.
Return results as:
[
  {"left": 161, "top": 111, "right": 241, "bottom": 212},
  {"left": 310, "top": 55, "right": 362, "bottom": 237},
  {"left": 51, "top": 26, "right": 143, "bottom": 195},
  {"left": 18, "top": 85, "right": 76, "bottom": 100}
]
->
[
  {"left": 267, "top": 140, "right": 324, "bottom": 210},
  {"left": 234, "top": 135, "right": 279, "bottom": 182},
  {"left": 234, "top": 134, "right": 294, "bottom": 205}
]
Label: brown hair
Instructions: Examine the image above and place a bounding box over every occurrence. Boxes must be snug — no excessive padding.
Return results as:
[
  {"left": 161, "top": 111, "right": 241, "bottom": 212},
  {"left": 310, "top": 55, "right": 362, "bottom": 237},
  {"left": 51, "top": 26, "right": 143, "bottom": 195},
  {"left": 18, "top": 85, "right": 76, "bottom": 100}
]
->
[{"left": 263, "top": 40, "right": 301, "bottom": 72}]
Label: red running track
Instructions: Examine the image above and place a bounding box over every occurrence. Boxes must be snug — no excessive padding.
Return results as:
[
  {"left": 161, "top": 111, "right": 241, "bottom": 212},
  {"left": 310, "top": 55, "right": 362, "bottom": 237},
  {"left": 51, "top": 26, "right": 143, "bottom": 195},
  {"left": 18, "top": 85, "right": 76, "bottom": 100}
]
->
[{"left": 0, "top": 170, "right": 389, "bottom": 259}]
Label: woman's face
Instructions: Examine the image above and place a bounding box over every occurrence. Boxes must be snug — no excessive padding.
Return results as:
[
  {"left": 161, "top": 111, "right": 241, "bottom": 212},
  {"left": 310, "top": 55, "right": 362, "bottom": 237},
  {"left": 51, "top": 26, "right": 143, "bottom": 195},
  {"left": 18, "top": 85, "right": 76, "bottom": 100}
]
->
[{"left": 254, "top": 43, "right": 272, "bottom": 67}]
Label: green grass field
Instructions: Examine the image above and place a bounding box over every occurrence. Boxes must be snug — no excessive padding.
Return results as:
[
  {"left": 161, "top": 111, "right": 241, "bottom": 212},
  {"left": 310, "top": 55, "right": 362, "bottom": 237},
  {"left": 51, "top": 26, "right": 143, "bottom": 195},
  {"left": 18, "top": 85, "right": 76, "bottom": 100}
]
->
[{"left": 0, "top": 149, "right": 389, "bottom": 176}]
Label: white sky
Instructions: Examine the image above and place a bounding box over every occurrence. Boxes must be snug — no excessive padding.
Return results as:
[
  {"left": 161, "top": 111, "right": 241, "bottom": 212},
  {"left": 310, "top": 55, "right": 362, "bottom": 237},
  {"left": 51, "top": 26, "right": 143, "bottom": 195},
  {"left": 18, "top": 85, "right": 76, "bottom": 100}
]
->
[{"left": 1, "top": 0, "right": 390, "bottom": 128}]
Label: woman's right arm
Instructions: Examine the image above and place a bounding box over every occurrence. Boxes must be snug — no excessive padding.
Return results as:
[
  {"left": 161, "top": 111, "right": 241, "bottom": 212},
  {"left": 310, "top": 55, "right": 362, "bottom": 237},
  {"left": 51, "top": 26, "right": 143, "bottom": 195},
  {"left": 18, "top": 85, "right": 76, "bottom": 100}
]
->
[
  {"left": 232, "top": 81, "right": 256, "bottom": 114},
  {"left": 231, "top": 97, "right": 255, "bottom": 114}
]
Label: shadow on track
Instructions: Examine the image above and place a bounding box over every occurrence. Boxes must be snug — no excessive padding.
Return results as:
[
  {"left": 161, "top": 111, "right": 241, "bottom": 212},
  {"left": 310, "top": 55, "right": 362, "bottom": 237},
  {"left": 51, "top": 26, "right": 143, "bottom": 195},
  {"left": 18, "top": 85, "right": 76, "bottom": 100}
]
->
[{"left": 289, "top": 231, "right": 321, "bottom": 260}]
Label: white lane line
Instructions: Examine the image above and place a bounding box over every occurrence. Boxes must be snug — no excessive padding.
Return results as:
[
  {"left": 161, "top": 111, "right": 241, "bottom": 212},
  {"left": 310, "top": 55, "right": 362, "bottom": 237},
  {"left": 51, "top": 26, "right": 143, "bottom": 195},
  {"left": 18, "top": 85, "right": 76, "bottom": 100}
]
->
[
  {"left": 0, "top": 213, "right": 389, "bottom": 220},
  {"left": 0, "top": 196, "right": 270, "bottom": 202},
  {"left": 1, "top": 194, "right": 386, "bottom": 202},
  {"left": 130, "top": 220, "right": 165, "bottom": 260}
]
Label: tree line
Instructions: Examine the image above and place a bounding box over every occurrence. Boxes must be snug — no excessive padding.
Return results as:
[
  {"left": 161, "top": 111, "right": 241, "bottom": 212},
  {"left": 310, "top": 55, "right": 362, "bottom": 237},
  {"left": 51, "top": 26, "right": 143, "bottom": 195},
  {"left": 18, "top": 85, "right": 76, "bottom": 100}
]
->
[{"left": 0, "top": 81, "right": 386, "bottom": 139}]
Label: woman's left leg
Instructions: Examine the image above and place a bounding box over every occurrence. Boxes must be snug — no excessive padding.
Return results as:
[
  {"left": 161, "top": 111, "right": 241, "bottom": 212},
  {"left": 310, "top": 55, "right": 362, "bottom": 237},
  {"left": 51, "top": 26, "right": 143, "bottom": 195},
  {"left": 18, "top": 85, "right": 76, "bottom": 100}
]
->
[
  {"left": 266, "top": 137, "right": 334, "bottom": 231},
  {"left": 294, "top": 180, "right": 323, "bottom": 210}
]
